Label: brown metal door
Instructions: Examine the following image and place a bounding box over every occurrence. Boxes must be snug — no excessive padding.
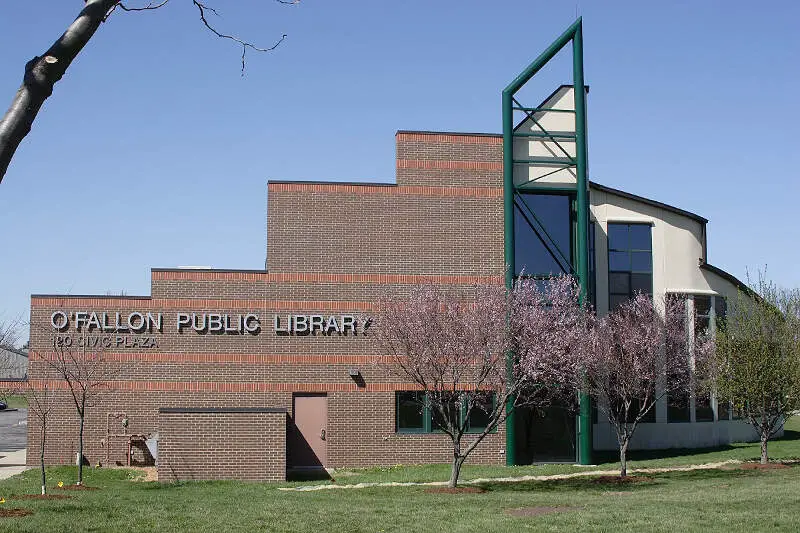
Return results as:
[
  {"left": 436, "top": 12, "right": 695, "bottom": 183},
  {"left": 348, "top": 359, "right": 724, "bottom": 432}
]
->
[{"left": 289, "top": 393, "right": 328, "bottom": 468}]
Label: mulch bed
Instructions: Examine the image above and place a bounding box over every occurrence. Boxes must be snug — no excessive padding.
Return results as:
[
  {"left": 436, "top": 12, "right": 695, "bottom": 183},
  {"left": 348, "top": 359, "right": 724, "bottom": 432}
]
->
[
  {"left": 14, "top": 494, "right": 70, "bottom": 500},
  {"left": 425, "top": 486, "right": 485, "bottom": 494},
  {"left": 55, "top": 484, "right": 98, "bottom": 491},
  {"left": 0, "top": 509, "right": 33, "bottom": 518},
  {"left": 591, "top": 475, "right": 654, "bottom": 485},
  {"left": 506, "top": 506, "right": 573, "bottom": 517},
  {"left": 739, "top": 463, "right": 790, "bottom": 471}
]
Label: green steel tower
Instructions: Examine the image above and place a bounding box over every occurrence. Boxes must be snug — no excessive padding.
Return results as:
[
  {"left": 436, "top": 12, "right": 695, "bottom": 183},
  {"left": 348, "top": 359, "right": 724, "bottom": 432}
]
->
[{"left": 502, "top": 18, "right": 592, "bottom": 466}]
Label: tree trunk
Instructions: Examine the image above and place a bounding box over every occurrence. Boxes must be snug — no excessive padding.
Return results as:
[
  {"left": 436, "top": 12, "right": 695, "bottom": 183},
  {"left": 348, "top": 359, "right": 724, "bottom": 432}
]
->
[
  {"left": 760, "top": 431, "right": 769, "bottom": 465},
  {"left": 0, "top": 0, "right": 118, "bottom": 184},
  {"left": 449, "top": 456, "right": 466, "bottom": 489},
  {"left": 40, "top": 420, "right": 46, "bottom": 496},
  {"left": 619, "top": 439, "right": 629, "bottom": 478},
  {"left": 449, "top": 439, "right": 464, "bottom": 488},
  {"left": 77, "top": 414, "right": 85, "bottom": 485}
]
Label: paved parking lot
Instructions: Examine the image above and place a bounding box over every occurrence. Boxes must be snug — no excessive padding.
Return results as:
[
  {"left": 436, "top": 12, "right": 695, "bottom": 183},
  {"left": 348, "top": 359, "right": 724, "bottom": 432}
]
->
[
  {"left": 0, "top": 408, "right": 27, "bottom": 452},
  {"left": 0, "top": 409, "right": 28, "bottom": 479}
]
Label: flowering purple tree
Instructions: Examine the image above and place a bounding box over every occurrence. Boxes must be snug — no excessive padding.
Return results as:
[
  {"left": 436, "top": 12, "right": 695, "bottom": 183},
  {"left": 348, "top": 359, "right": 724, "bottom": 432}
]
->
[
  {"left": 586, "top": 294, "right": 704, "bottom": 477},
  {"left": 377, "top": 275, "right": 591, "bottom": 488}
]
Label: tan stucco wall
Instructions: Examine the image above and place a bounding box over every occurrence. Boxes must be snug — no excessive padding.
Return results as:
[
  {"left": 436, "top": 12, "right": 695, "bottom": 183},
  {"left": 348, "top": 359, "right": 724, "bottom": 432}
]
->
[{"left": 588, "top": 186, "right": 764, "bottom": 450}]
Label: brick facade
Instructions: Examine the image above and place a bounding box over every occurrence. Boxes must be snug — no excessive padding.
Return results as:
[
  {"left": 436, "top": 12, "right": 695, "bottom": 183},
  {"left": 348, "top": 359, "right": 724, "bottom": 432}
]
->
[
  {"left": 27, "top": 131, "right": 509, "bottom": 478},
  {"left": 158, "top": 408, "right": 287, "bottom": 482}
]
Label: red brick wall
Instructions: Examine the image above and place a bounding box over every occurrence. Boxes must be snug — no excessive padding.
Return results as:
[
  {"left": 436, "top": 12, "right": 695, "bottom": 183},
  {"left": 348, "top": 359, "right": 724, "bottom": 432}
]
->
[
  {"left": 395, "top": 131, "right": 503, "bottom": 188},
  {"left": 265, "top": 184, "right": 503, "bottom": 276},
  {"left": 158, "top": 408, "right": 286, "bottom": 482},
  {"left": 328, "top": 392, "right": 505, "bottom": 467},
  {"left": 26, "top": 131, "right": 509, "bottom": 475}
]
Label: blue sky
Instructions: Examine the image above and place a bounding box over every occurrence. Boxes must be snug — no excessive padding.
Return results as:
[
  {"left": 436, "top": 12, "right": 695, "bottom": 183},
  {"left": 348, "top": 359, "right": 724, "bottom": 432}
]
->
[{"left": 1, "top": 1, "right": 799, "bottom": 341}]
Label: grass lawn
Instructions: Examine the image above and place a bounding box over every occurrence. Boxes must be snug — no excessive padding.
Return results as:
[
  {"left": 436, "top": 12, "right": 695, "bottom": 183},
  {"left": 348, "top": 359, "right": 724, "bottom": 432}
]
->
[
  {"left": 2, "top": 395, "right": 27, "bottom": 409},
  {"left": 0, "top": 419, "right": 798, "bottom": 532}
]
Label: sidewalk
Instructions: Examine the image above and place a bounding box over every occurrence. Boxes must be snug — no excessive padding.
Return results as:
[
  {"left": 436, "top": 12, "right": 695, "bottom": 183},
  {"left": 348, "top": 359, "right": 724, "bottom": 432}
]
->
[
  {"left": 278, "top": 459, "right": 743, "bottom": 492},
  {"left": 0, "top": 449, "right": 28, "bottom": 480}
]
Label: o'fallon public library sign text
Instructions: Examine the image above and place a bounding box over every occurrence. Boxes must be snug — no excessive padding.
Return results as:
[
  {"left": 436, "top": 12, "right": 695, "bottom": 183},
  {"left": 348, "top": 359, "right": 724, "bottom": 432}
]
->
[{"left": 48, "top": 311, "right": 371, "bottom": 349}]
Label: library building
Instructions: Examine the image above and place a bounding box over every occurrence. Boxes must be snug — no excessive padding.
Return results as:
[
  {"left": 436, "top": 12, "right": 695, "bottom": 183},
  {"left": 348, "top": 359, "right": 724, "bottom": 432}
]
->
[{"left": 26, "top": 22, "right": 759, "bottom": 481}]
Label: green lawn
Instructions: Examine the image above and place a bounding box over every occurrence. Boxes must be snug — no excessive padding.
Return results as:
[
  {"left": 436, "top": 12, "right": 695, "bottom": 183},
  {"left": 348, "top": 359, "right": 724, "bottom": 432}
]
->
[
  {"left": 0, "top": 420, "right": 798, "bottom": 532},
  {"left": 2, "top": 395, "right": 27, "bottom": 409},
  {"left": 327, "top": 416, "right": 800, "bottom": 485}
]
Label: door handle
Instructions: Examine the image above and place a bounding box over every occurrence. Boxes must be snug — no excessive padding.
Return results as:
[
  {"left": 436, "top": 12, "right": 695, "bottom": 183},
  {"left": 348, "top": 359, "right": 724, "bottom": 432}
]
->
[{"left": 320, "top": 429, "right": 326, "bottom": 441}]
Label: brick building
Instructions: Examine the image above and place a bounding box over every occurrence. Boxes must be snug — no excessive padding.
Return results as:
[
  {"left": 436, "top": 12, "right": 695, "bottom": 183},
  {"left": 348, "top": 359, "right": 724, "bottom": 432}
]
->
[{"left": 26, "top": 85, "right": 756, "bottom": 481}]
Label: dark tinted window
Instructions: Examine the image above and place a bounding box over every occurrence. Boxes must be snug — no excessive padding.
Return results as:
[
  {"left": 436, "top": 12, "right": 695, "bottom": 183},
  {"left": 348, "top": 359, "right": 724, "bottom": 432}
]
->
[
  {"left": 695, "top": 395, "right": 714, "bottom": 422},
  {"left": 695, "top": 295, "right": 712, "bottom": 336},
  {"left": 396, "top": 392, "right": 425, "bottom": 432},
  {"left": 718, "top": 401, "right": 731, "bottom": 421},
  {"left": 624, "top": 399, "right": 656, "bottom": 424},
  {"left": 667, "top": 392, "right": 691, "bottom": 423},
  {"left": 608, "top": 223, "right": 653, "bottom": 310},
  {"left": 431, "top": 394, "right": 461, "bottom": 431},
  {"left": 514, "top": 194, "right": 572, "bottom": 276},
  {"left": 467, "top": 393, "right": 494, "bottom": 432}
]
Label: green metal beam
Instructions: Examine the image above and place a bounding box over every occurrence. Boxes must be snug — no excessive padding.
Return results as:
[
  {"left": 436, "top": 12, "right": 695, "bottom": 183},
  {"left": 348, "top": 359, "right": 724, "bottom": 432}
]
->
[
  {"left": 513, "top": 132, "right": 576, "bottom": 139},
  {"left": 515, "top": 183, "right": 577, "bottom": 193},
  {"left": 512, "top": 157, "right": 575, "bottom": 166},
  {"left": 503, "top": 18, "right": 583, "bottom": 95},
  {"left": 512, "top": 107, "right": 576, "bottom": 113},
  {"left": 572, "top": 21, "right": 593, "bottom": 467},
  {"left": 502, "top": 17, "right": 592, "bottom": 467}
]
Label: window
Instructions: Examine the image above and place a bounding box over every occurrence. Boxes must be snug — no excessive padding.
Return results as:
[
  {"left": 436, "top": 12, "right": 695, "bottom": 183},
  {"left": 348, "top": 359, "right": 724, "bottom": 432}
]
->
[
  {"left": 395, "top": 392, "right": 496, "bottom": 434},
  {"left": 514, "top": 193, "right": 572, "bottom": 277},
  {"left": 466, "top": 393, "right": 495, "bottom": 433},
  {"left": 694, "top": 296, "right": 714, "bottom": 422},
  {"left": 665, "top": 294, "right": 728, "bottom": 422},
  {"left": 667, "top": 392, "right": 691, "bottom": 423},
  {"left": 625, "top": 399, "right": 656, "bottom": 424},
  {"left": 607, "top": 223, "right": 652, "bottom": 310},
  {"left": 396, "top": 391, "right": 426, "bottom": 433},
  {"left": 695, "top": 295, "right": 712, "bottom": 337},
  {"left": 695, "top": 396, "right": 714, "bottom": 422},
  {"left": 431, "top": 393, "right": 461, "bottom": 432},
  {"left": 718, "top": 401, "right": 731, "bottom": 421}
]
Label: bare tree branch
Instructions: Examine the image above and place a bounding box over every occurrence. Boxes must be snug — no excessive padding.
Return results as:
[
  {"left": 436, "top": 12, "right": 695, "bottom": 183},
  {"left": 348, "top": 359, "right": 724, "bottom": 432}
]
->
[
  {"left": 118, "top": 0, "right": 172, "bottom": 11},
  {"left": 193, "top": 1, "right": 287, "bottom": 76},
  {"left": 0, "top": 0, "right": 296, "bottom": 184}
]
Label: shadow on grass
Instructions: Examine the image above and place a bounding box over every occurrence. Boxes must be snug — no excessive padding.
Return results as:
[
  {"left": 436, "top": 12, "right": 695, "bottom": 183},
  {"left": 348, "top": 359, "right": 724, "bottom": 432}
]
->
[
  {"left": 780, "top": 429, "right": 800, "bottom": 442},
  {"left": 287, "top": 469, "right": 332, "bottom": 482},
  {"left": 593, "top": 446, "right": 739, "bottom": 464},
  {"left": 590, "top": 429, "right": 800, "bottom": 465},
  {"left": 477, "top": 466, "right": 762, "bottom": 494}
]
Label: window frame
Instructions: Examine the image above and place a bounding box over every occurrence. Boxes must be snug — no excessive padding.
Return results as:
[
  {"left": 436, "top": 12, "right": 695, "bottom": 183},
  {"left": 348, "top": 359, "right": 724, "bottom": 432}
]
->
[
  {"left": 607, "top": 222, "right": 653, "bottom": 311},
  {"left": 395, "top": 391, "right": 497, "bottom": 435},
  {"left": 513, "top": 192, "right": 575, "bottom": 279}
]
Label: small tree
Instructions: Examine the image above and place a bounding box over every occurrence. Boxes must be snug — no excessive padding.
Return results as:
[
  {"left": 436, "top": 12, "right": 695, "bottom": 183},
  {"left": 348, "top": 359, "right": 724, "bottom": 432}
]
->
[
  {"left": 25, "top": 382, "right": 56, "bottom": 495},
  {"left": 41, "top": 343, "right": 111, "bottom": 485},
  {"left": 0, "top": 319, "right": 20, "bottom": 349},
  {"left": 711, "top": 279, "right": 800, "bottom": 464},
  {"left": 586, "top": 294, "right": 700, "bottom": 477},
  {"left": 378, "top": 275, "right": 590, "bottom": 488}
]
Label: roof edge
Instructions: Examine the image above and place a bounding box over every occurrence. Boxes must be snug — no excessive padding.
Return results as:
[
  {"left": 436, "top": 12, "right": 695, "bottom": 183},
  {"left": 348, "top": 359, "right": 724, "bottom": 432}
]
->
[
  {"left": 699, "top": 262, "right": 756, "bottom": 297},
  {"left": 268, "top": 179, "right": 397, "bottom": 187},
  {"left": 152, "top": 268, "right": 267, "bottom": 274},
  {"left": 395, "top": 130, "right": 501, "bottom": 138},
  {"left": 589, "top": 181, "right": 709, "bottom": 224},
  {"left": 30, "top": 294, "right": 151, "bottom": 300}
]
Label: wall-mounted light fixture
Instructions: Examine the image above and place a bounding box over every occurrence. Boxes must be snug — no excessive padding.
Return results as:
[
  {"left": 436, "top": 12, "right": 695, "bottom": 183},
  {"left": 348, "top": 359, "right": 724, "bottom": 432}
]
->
[{"left": 348, "top": 368, "right": 366, "bottom": 388}]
